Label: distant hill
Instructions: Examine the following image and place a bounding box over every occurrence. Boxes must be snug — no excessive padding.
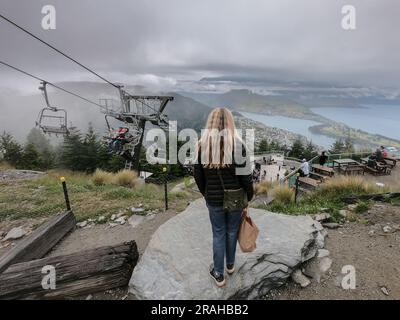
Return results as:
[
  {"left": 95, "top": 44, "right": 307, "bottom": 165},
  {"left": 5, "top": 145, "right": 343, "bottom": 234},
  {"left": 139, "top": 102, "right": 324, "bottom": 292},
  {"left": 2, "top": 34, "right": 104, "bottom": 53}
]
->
[
  {"left": 164, "top": 93, "right": 210, "bottom": 132},
  {"left": 180, "top": 89, "right": 320, "bottom": 120}
]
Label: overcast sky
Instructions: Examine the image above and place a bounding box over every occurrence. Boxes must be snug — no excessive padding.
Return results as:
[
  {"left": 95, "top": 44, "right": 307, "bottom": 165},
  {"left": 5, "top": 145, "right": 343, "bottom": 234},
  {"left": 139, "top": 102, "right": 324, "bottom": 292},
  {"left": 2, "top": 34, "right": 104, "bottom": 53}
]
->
[{"left": 0, "top": 0, "right": 399, "bottom": 94}]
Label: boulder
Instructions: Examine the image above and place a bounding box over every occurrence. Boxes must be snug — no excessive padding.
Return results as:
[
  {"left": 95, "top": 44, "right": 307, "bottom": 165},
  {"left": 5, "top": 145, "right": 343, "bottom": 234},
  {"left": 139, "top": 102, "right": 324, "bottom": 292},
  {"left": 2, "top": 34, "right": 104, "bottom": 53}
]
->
[{"left": 129, "top": 199, "right": 325, "bottom": 299}]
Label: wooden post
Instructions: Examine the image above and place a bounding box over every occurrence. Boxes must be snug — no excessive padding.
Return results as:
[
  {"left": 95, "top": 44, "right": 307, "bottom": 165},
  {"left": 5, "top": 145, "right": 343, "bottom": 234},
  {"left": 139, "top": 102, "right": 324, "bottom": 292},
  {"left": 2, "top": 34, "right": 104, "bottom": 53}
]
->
[
  {"left": 60, "top": 177, "right": 71, "bottom": 211},
  {"left": 163, "top": 166, "right": 168, "bottom": 211},
  {"left": 294, "top": 174, "right": 300, "bottom": 203}
]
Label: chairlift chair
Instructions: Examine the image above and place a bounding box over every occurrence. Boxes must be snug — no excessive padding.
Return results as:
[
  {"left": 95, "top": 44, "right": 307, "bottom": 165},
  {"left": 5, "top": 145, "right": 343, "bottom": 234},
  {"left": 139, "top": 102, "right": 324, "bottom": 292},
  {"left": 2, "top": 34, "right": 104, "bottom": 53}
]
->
[{"left": 36, "top": 81, "right": 70, "bottom": 136}]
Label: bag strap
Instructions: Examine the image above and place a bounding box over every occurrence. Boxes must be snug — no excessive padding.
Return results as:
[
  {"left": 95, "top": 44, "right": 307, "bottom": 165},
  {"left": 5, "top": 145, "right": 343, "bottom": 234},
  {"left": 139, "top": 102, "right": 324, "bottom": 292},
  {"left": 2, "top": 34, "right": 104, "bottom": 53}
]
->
[{"left": 217, "top": 169, "right": 226, "bottom": 191}]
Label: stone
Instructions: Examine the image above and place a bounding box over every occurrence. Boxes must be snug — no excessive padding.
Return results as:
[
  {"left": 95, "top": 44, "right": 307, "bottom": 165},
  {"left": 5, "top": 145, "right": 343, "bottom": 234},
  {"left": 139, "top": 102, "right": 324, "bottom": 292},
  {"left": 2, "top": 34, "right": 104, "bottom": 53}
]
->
[
  {"left": 86, "top": 294, "right": 93, "bottom": 300},
  {"left": 347, "top": 204, "right": 358, "bottom": 211},
  {"left": 322, "top": 223, "right": 341, "bottom": 229},
  {"left": 338, "top": 210, "right": 348, "bottom": 218},
  {"left": 291, "top": 270, "right": 311, "bottom": 288},
  {"left": 381, "top": 286, "right": 389, "bottom": 296},
  {"left": 368, "top": 230, "right": 375, "bottom": 236},
  {"left": 319, "top": 257, "right": 332, "bottom": 273},
  {"left": 314, "top": 213, "right": 331, "bottom": 222},
  {"left": 117, "top": 212, "right": 126, "bottom": 218},
  {"left": 98, "top": 216, "right": 106, "bottom": 223},
  {"left": 115, "top": 217, "right": 126, "bottom": 225},
  {"left": 111, "top": 214, "right": 117, "bottom": 221},
  {"left": 383, "top": 225, "right": 392, "bottom": 233},
  {"left": 108, "top": 222, "right": 119, "bottom": 228},
  {"left": 303, "top": 257, "right": 332, "bottom": 283},
  {"left": 2, "top": 227, "right": 27, "bottom": 241},
  {"left": 317, "top": 249, "right": 330, "bottom": 258},
  {"left": 320, "top": 208, "right": 329, "bottom": 213},
  {"left": 129, "top": 198, "right": 326, "bottom": 299},
  {"left": 131, "top": 207, "right": 145, "bottom": 214},
  {"left": 76, "top": 221, "right": 88, "bottom": 228}
]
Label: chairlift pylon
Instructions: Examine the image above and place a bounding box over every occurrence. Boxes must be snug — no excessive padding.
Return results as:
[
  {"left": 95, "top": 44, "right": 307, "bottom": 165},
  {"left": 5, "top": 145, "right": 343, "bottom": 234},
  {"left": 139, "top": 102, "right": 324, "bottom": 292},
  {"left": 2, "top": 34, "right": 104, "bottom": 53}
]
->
[
  {"left": 36, "top": 81, "right": 70, "bottom": 136},
  {"left": 99, "top": 85, "right": 173, "bottom": 170}
]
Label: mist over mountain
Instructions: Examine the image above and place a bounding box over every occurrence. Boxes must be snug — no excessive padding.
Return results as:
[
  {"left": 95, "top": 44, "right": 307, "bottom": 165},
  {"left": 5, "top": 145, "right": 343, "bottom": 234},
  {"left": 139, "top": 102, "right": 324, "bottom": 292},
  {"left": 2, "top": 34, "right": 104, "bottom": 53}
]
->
[{"left": 0, "top": 81, "right": 212, "bottom": 142}]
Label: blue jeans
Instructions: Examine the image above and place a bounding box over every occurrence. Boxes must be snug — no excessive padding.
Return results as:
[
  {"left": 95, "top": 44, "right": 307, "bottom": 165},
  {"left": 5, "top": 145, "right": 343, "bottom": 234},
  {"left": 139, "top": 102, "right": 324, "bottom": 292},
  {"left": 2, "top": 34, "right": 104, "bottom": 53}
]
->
[{"left": 207, "top": 203, "right": 242, "bottom": 276}]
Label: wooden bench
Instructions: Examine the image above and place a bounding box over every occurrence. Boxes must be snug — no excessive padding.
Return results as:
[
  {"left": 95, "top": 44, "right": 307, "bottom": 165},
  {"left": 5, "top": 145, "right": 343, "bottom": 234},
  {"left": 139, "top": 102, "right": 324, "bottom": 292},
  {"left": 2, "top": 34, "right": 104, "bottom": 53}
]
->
[
  {"left": 298, "top": 176, "right": 319, "bottom": 190},
  {"left": 383, "top": 157, "right": 397, "bottom": 168},
  {"left": 311, "top": 164, "right": 334, "bottom": 177},
  {"left": 309, "top": 171, "right": 331, "bottom": 182},
  {"left": 339, "top": 165, "right": 365, "bottom": 175}
]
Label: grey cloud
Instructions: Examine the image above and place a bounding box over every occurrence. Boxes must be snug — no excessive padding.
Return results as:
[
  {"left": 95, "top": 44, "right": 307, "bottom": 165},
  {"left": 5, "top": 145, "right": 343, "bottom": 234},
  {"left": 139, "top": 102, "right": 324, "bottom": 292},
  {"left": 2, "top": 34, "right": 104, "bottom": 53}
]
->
[{"left": 0, "top": 0, "right": 399, "bottom": 90}]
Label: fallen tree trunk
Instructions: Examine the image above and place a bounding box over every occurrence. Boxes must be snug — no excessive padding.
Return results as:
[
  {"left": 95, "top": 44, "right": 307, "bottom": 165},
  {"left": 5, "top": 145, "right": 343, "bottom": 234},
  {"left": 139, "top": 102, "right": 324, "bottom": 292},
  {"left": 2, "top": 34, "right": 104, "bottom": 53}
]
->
[
  {"left": 342, "top": 192, "right": 400, "bottom": 204},
  {"left": 0, "top": 241, "right": 138, "bottom": 299},
  {"left": 0, "top": 210, "right": 76, "bottom": 274}
]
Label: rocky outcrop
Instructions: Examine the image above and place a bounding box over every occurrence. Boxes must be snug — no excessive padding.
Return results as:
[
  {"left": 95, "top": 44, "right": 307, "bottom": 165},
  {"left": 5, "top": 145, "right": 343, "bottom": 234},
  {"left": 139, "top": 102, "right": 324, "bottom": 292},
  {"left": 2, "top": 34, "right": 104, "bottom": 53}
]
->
[{"left": 129, "top": 199, "right": 325, "bottom": 299}]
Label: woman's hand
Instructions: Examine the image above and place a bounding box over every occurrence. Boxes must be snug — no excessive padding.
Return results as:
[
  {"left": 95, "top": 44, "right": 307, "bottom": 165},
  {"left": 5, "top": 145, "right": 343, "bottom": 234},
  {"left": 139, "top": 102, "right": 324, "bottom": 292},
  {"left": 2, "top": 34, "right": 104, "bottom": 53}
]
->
[{"left": 242, "top": 206, "right": 248, "bottom": 217}]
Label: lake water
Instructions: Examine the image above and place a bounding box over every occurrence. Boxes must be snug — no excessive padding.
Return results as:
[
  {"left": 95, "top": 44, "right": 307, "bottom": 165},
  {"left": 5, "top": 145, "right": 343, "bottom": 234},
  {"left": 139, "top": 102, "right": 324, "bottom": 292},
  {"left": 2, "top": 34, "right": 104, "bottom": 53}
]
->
[
  {"left": 241, "top": 111, "right": 335, "bottom": 148},
  {"left": 311, "top": 105, "right": 400, "bottom": 141}
]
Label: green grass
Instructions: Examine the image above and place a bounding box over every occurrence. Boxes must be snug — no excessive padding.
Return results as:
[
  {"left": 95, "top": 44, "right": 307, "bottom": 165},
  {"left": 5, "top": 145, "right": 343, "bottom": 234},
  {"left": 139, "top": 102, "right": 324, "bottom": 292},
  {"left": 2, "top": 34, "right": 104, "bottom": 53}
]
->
[
  {"left": 259, "top": 176, "right": 387, "bottom": 221},
  {"left": 0, "top": 171, "right": 199, "bottom": 223},
  {"left": 354, "top": 201, "right": 371, "bottom": 214}
]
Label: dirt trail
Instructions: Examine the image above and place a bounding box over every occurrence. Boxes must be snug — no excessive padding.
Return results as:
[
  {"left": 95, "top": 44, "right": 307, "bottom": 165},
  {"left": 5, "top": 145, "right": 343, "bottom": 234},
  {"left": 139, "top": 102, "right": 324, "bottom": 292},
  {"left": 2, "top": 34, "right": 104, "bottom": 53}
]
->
[{"left": 267, "top": 203, "right": 400, "bottom": 300}]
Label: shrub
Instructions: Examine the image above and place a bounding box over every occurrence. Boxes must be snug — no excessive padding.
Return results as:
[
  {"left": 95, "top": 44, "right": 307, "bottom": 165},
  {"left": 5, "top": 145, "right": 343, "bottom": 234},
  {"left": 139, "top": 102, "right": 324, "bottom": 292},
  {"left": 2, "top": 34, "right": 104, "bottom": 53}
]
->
[
  {"left": 354, "top": 201, "right": 370, "bottom": 214},
  {"left": 113, "top": 169, "right": 138, "bottom": 188},
  {"left": 255, "top": 180, "right": 275, "bottom": 195},
  {"left": 92, "top": 169, "right": 114, "bottom": 185},
  {"left": 272, "top": 185, "right": 295, "bottom": 203}
]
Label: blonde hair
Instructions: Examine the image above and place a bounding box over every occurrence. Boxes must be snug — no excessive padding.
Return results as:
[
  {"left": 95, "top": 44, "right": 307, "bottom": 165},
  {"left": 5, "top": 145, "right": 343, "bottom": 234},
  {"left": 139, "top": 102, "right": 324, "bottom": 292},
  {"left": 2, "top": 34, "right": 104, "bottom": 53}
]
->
[{"left": 197, "top": 107, "right": 243, "bottom": 168}]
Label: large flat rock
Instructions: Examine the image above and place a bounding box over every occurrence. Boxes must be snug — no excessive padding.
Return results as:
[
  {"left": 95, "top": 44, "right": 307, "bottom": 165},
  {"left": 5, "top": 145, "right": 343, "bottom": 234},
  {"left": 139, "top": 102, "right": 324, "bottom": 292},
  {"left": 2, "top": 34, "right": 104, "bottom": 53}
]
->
[{"left": 129, "top": 198, "right": 324, "bottom": 299}]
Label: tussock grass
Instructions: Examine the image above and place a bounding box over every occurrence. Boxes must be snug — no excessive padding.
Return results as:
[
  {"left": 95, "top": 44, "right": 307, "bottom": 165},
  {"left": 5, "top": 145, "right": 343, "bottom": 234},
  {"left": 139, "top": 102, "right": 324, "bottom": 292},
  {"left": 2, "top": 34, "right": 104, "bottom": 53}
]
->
[
  {"left": 255, "top": 180, "right": 275, "bottom": 195},
  {"left": 113, "top": 170, "right": 138, "bottom": 188},
  {"left": 263, "top": 176, "right": 389, "bottom": 220},
  {"left": 92, "top": 169, "right": 114, "bottom": 186},
  {"left": 272, "top": 185, "right": 294, "bottom": 203},
  {"left": 92, "top": 169, "right": 138, "bottom": 188},
  {"left": 316, "top": 176, "right": 383, "bottom": 198}
]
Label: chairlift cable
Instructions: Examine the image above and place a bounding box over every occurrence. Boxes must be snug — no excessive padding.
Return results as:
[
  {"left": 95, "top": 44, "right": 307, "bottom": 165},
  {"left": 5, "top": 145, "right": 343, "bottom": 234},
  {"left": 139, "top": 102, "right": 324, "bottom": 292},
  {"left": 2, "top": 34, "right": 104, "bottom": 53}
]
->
[
  {"left": 0, "top": 13, "right": 120, "bottom": 90},
  {"left": 0, "top": 13, "right": 161, "bottom": 113},
  {"left": 0, "top": 60, "right": 104, "bottom": 108}
]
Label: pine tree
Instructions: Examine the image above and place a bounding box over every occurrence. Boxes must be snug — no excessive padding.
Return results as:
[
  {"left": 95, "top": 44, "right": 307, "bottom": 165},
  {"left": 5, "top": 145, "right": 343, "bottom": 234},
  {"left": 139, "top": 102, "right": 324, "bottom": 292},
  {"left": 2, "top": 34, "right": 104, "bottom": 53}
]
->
[
  {"left": 344, "top": 137, "right": 355, "bottom": 153},
  {"left": 0, "top": 131, "right": 23, "bottom": 167},
  {"left": 20, "top": 143, "right": 43, "bottom": 170},
  {"left": 289, "top": 138, "right": 305, "bottom": 159},
  {"left": 330, "top": 138, "right": 345, "bottom": 154},
  {"left": 26, "top": 128, "right": 55, "bottom": 169},
  {"left": 60, "top": 127, "right": 85, "bottom": 171},
  {"left": 257, "top": 138, "right": 269, "bottom": 152},
  {"left": 303, "top": 141, "right": 318, "bottom": 160}
]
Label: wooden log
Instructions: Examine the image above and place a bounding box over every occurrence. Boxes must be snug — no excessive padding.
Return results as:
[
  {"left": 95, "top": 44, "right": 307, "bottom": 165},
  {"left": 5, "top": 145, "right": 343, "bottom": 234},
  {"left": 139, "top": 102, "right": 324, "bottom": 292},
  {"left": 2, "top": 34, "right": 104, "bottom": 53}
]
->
[
  {"left": 0, "top": 241, "right": 138, "bottom": 299},
  {"left": 0, "top": 211, "right": 76, "bottom": 274}
]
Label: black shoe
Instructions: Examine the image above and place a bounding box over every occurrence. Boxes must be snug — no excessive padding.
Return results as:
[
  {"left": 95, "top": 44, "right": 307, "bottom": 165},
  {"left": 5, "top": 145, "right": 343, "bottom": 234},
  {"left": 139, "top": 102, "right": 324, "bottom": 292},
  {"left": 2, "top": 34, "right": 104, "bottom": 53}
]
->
[
  {"left": 226, "top": 264, "right": 235, "bottom": 275},
  {"left": 209, "top": 267, "right": 225, "bottom": 287}
]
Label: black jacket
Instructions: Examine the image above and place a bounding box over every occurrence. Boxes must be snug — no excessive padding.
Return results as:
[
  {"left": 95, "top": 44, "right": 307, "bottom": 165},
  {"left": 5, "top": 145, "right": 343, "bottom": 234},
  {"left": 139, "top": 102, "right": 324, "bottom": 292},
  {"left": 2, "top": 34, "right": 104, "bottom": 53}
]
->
[{"left": 193, "top": 162, "right": 254, "bottom": 207}]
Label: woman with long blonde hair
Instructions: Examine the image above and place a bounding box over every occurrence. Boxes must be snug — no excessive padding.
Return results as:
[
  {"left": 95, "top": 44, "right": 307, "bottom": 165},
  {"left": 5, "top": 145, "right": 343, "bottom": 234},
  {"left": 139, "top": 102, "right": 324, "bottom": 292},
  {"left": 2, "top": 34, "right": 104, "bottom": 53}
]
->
[{"left": 194, "top": 107, "right": 254, "bottom": 287}]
